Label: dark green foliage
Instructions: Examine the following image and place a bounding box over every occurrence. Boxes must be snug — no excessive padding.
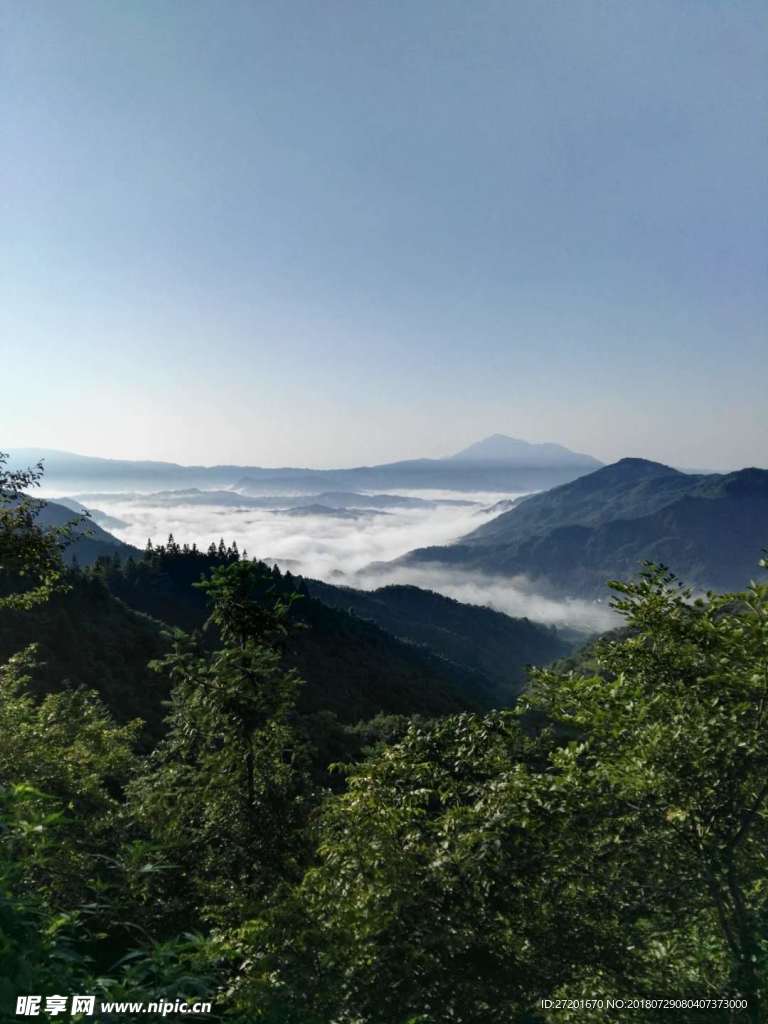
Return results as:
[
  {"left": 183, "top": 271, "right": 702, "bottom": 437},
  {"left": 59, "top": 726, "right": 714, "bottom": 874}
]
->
[
  {"left": 307, "top": 579, "right": 570, "bottom": 700},
  {"left": 95, "top": 536, "right": 241, "bottom": 631},
  {"left": 0, "top": 517, "right": 303, "bottom": 1018},
  {"left": 0, "top": 454, "right": 76, "bottom": 610},
  {"left": 0, "top": 571, "right": 169, "bottom": 741},
  {"left": 0, "top": 784, "right": 85, "bottom": 1011},
  {"left": 0, "top": 649, "right": 140, "bottom": 917},
  {"left": 285, "top": 590, "right": 493, "bottom": 719},
  {"left": 194, "top": 557, "right": 296, "bottom": 649},
  {"left": 95, "top": 542, "right": 494, "bottom": 720}
]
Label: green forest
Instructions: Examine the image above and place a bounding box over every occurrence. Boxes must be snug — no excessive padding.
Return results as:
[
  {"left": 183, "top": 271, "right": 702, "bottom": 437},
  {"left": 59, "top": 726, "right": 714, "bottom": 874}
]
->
[{"left": 2, "top": 454, "right": 768, "bottom": 1023}]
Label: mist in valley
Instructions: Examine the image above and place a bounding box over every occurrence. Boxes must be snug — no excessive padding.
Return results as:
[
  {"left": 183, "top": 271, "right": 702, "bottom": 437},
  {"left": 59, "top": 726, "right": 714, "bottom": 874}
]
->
[{"left": 55, "top": 486, "right": 617, "bottom": 633}]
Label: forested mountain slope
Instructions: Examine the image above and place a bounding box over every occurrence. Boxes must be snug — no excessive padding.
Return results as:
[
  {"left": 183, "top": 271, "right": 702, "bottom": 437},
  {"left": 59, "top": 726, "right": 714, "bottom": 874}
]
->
[
  {"left": 99, "top": 544, "right": 573, "bottom": 711},
  {"left": 402, "top": 460, "right": 768, "bottom": 597},
  {"left": 462, "top": 458, "right": 701, "bottom": 546},
  {"left": 88, "top": 546, "right": 498, "bottom": 723},
  {"left": 0, "top": 565, "right": 490, "bottom": 745},
  {"left": 306, "top": 579, "right": 570, "bottom": 701}
]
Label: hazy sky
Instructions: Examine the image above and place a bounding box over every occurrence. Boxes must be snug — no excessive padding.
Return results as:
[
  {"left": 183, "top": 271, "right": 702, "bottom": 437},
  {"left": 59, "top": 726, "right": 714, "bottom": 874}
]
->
[{"left": 2, "top": 0, "right": 766, "bottom": 470}]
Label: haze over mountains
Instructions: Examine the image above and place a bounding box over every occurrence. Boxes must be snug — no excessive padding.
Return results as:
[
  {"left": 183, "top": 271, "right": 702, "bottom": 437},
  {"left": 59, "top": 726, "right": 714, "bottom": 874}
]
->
[{"left": 8, "top": 436, "right": 602, "bottom": 494}]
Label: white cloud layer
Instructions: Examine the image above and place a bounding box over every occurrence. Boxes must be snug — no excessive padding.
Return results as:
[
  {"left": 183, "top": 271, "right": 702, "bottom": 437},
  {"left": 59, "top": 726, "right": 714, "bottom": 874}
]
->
[
  {"left": 351, "top": 565, "right": 618, "bottom": 634},
  {"left": 95, "top": 494, "right": 500, "bottom": 572},
  {"left": 64, "top": 488, "right": 618, "bottom": 633}
]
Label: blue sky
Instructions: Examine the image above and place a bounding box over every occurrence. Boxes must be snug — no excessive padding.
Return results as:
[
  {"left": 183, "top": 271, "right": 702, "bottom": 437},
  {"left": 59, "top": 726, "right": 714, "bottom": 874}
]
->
[{"left": 2, "top": 0, "right": 766, "bottom": 469}]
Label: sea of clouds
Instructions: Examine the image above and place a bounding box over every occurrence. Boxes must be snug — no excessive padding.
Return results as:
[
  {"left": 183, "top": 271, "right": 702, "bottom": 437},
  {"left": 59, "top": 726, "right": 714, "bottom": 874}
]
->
[{"left": 53, "top": 486, "right": 618, "bottom": 634}]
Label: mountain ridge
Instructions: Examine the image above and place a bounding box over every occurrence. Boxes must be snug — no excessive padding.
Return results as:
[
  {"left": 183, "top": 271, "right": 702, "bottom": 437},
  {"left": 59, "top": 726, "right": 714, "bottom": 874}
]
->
[
  {"left": 398, "top": 459, "right": 768, "bottom": 597},
  {"left": 6, "top": 440, "right": 603, "bottom": 494}
]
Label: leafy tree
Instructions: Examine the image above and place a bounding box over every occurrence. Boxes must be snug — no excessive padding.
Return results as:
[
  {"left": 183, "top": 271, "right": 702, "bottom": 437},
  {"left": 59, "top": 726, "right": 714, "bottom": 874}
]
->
[
  {"left": 0, "top": 648, "right": 140, "bottom": 912},
  {"left": 523, "top": 563, "right": 768, "bottom": 1021},
  {"left": 0, "top": 783, "right": 86, "bottom": 1012},
  {"left": 128, "top": 561, "right": 313, "bottom": 928},
  {"left": 0, "top": 452, "right": 78, "bottom": 610},
  {"left": 195, "top": 557, "right": 298, "bottom": 651},
  {"left": 241, "top": 716, "right": 602, "bottom": 1021}
]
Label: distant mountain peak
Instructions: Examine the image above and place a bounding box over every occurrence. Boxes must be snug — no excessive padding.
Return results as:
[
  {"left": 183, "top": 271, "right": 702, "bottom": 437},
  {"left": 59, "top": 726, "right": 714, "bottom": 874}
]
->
[{"left": 448, "top": 435, "right": 601, "bottom": 467}]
